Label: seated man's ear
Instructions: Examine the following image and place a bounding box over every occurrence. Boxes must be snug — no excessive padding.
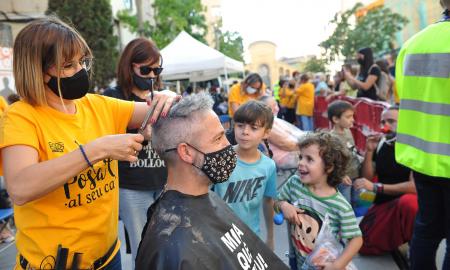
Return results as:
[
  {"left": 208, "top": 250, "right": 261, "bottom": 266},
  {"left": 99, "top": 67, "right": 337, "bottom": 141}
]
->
[{"left": 177, "top": 143, "right": 196, "bottom": 164}]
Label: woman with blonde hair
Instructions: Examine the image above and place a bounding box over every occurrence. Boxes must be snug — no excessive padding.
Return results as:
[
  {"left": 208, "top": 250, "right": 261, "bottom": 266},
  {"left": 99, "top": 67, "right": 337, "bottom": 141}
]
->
[{"left": 0, "top": 17, "right": 178, "bottom": 270}]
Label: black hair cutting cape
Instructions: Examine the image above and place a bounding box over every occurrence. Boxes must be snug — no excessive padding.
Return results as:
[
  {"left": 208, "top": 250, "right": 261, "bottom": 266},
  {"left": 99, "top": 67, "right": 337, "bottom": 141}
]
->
[{"left": 136, "top": 190, "right": 289, "bottom": 270}]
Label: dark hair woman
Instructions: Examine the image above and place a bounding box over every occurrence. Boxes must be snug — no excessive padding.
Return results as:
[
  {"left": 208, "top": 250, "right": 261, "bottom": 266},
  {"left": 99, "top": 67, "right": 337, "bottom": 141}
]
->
[
  {"left": 103, "top": 38, "right": 167, "bottom": 265},
  {"left": 343, "top": 47, "right": 380, "bottom": 100}
]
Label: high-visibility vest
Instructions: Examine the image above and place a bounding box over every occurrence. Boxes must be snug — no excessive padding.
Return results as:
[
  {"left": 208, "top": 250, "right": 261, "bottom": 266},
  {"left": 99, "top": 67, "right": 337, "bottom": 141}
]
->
[
  {"left": 273, "top": 85, "right": 280, "bottom": 101},
  {"left": 395, "top": 19, "right": 450, "bottom": 178}
]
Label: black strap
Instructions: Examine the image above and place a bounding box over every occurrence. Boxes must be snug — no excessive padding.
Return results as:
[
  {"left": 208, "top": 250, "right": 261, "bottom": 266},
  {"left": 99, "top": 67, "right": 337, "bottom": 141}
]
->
[
  {"left": 19, "top": 239, "right": 118, "bottom": 270},
  {"left": 92, "top": 239, "right": 118, "bottom": 270}
]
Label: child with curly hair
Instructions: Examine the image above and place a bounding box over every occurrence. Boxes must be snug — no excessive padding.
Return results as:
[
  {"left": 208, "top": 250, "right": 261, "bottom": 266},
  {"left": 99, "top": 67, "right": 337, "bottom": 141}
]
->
[{"left": 275, "top": 132, "right": 362, "bottom": 270}]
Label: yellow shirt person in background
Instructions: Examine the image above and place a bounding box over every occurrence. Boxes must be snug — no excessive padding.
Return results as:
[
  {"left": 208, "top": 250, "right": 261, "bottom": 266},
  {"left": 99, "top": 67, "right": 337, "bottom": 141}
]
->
[
  {"left": 0, "top": 17, "right": 178, "bottom": 270},
  {"left": 295, "top": 74, "right": 315, "bottom": 131},
  {"left": 228, "top": 73, "right": 265, "bottom": 116},
  {"left": 279, "top": 79, "right": 297, "bottom": 124}
]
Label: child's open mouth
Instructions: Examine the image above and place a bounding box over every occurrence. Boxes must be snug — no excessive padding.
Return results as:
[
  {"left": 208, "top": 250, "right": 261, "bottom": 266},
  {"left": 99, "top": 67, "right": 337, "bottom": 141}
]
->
[{"left": 299, "top": 170, "right": 309, "bottom": 177}]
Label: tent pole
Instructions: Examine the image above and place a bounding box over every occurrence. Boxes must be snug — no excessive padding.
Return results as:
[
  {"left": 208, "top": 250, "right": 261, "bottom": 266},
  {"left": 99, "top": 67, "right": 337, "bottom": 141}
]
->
[{"left": 224, "top": 68, "right": 229, "bottom": 93}]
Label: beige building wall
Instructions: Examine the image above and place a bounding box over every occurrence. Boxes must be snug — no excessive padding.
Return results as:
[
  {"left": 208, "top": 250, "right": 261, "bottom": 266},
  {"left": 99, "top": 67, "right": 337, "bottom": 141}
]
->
[
  {"left": 246, "top": 41, "right": 296, "bottom": 88},
  {"left": 201, "top": 0, "right": 222, "bottom": 48},
  {"left": 384, "top": 0, "right": 442, "bottom": 46},
  {"left": 0, "top": 0, "right": 48, "bottom": 39}
]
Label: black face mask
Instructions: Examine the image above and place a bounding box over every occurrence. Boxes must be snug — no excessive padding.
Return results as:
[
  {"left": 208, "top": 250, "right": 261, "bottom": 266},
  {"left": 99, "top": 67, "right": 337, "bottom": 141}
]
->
[
  {"left": 133, "top": 73, "right": 154, "bottom": 91},
  {"left": 357, "top": 58, "right": 365, "bottom": 65},
  {"left": 288, "top": 84, "right": 295, "bottom": 89},
  {"left": 164, "top": 143, "right": 237, "bottom": 184},
  {"left": 47, "top": 69, "right": 90, "bottom": 100},
  {"left": 190, "top": 144, "right": 237, "bottom": 184}
]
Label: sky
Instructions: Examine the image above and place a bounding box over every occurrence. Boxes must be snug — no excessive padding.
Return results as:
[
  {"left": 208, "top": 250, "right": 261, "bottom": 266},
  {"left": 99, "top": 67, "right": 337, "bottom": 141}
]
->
[{"left": 221, "top": 0, "right": 344, "bottom": 60}]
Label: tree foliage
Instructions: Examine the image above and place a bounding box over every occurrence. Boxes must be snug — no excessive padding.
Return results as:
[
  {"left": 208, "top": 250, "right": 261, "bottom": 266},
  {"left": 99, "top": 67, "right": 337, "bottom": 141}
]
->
[
  {"left": 47, "top": 0, "right": 118, "bottom": 89},
  {"left": 303, "top": 56, "right": 327, "bottom": 73},
  {"left": 320, "top": 4, "right": 408, "bottom": 62},
  {"left": 213, "top": 19, "right": 243, "bottom": 62},
  {"left": 117, "top": 2, "right": 243, "bottom": 61},
  {"left": 118, "top": 0, "right": 207, "bottom": 49},
  {"left": 218, "top": 30, "right": 243, "bottom": 61}
]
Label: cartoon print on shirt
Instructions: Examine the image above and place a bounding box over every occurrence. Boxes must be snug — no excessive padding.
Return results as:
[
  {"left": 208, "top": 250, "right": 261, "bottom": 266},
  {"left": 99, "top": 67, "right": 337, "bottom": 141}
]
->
[{"left": 290, "top": 209, "right": 323, "bottom": 256}]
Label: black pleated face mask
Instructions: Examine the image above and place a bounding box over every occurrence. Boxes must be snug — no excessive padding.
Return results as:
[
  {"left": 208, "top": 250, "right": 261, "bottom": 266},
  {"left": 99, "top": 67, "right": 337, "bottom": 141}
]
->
[
  {"left": 47, "top": 68, "right": 90, "bottom": 100},
  {"left": 133, "top": 74, "right": 154, "bottom": 91}
]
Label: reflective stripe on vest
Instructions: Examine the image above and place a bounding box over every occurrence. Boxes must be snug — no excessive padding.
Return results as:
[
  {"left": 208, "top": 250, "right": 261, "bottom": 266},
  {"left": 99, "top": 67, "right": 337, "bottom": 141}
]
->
[
  {"left": 400, "top": 99, "right": 450, "bottom": 116},
  {"left": 397, "top": 133, "right": 450, "bottom": 156},
  {"left": 404, "top": 53, "right": 450, "bottom": 78}
]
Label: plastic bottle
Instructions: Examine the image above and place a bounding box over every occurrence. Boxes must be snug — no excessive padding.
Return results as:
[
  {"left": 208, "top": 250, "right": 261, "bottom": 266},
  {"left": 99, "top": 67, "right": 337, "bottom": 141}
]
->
[{"left": 356, "top": 188, "right": 376, "bottom": 202}]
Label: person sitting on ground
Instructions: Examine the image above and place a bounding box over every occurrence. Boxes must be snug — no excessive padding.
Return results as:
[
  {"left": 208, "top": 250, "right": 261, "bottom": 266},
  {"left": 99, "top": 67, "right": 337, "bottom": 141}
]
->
[
  {"left": 327, "top": 100, "right": 361, "bottom": 204},
  {"left": 354, "top": 105, "right": 417, "bottom": 255},
  {"left": 228, "top": 73, "right": 265, "bottom": 117},
  {"left": 275, "top": 132, "right": 363, "bottom": 270},
  {"left": 136, "top": 93, "right": 288, "bottom": 270},
  {"left": 214, "top": 100, "right": 277, "bottom": 250}
]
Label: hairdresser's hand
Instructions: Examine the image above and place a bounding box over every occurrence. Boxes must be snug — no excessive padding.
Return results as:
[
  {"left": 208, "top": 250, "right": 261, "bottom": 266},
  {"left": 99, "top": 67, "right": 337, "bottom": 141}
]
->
[
  {"left": 279, "top": 201, "right": 304, "bottom": 226},
  {"left": 353, "top": 178, "right": 373, "bottom": 191},
  {"left": 89, "top": 134, "right": 144, "bottom": 163},
  {"left": 146, "top": 90, "right": 182, "bottom": 123}
]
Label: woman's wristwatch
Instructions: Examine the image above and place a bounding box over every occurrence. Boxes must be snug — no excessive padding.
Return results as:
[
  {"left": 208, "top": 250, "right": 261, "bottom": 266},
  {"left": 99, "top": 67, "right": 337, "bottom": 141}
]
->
[{"left": 373, "top": 183, "right": 384, "bottom": 194}]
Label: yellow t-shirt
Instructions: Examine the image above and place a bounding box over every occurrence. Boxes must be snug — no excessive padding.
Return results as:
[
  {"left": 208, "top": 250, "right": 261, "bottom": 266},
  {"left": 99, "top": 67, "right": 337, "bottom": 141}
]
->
[
  {"left": 0, "top": 94, "right": 134, "bottom": 269},
  {"left": 0, "top": 96, "right": 8, "bottom": 113},
  {"left": 295, "top": 82, "right": 315, "bottom": 116},
  {"left": 227, "top": 83, "right": 264, "bottom": 116},
  {"left": 279, "top": 87, "right": 296, "bottom": 109}
]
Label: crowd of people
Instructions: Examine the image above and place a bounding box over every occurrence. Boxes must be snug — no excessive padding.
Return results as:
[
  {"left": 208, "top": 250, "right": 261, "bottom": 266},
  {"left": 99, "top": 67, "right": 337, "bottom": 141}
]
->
[{"left": 0, "top": 1, "right": 449, "bottom": 269}]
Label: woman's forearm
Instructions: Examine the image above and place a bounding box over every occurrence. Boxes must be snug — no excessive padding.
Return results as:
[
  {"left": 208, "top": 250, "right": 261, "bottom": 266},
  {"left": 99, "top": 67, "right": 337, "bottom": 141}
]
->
[{"left": 3, "top": 142, "right": 107, "bottom": 205}]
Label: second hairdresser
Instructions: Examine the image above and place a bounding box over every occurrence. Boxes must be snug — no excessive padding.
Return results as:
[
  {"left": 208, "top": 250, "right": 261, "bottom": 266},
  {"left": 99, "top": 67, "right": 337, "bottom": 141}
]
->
[{"left": 103, "top": 38, "right": 167, "bottom": 264}]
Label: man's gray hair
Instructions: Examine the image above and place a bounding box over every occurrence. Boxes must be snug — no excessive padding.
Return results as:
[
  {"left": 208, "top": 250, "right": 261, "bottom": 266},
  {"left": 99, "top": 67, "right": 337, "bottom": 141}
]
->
[{"left": 152, "top": 92, "right": 214, "bottom": 163}]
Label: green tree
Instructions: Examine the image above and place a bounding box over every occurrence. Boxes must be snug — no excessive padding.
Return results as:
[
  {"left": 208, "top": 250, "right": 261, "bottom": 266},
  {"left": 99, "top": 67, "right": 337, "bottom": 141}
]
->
[
  {"left": 214, "top": 20, "right": 244, "bottom": 61},
  {"left": 47, "top": 0, "right": 118, "bottom": 89},
  {"left": 118, "top": 0, "right": 207, "bottom": 49},
  {"left": 320, "top": 4, "right": 408, "bottom": 63},
  {"left": 303, "top": 56, "right": 327, "bottom": 73}
]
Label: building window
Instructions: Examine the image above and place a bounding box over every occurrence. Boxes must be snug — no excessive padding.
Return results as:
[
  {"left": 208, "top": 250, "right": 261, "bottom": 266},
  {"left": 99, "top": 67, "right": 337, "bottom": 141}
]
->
[
  {"left": 258, "top": 64, "right": 271, "bottom": 88},
  {"left": 123, "top": 0, "right": 132, "bottom": 10}
]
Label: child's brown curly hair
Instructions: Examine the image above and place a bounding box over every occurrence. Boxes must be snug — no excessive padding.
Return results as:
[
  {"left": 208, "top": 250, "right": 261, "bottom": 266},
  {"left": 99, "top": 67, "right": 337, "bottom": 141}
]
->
[{"left": 298, "top": 132, "right": 350, "bottom": 187}]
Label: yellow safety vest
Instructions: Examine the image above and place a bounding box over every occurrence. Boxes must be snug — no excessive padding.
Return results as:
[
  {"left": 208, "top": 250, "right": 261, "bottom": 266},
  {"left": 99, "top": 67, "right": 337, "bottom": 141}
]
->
[{"left": 395, "top": 20, "right": 450, "bottom": 178}]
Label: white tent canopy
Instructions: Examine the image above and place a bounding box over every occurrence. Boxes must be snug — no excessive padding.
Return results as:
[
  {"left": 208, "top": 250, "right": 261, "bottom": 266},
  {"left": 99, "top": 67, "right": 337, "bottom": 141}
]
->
[{"left": 160, "top": 31, "right": 244, "bottom": 82}]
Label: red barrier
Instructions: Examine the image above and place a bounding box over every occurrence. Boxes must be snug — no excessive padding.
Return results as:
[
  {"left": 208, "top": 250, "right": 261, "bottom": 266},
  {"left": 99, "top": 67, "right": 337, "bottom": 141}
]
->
[{"left": 313, "top": 95, "right": 390, "bottom": 153}]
